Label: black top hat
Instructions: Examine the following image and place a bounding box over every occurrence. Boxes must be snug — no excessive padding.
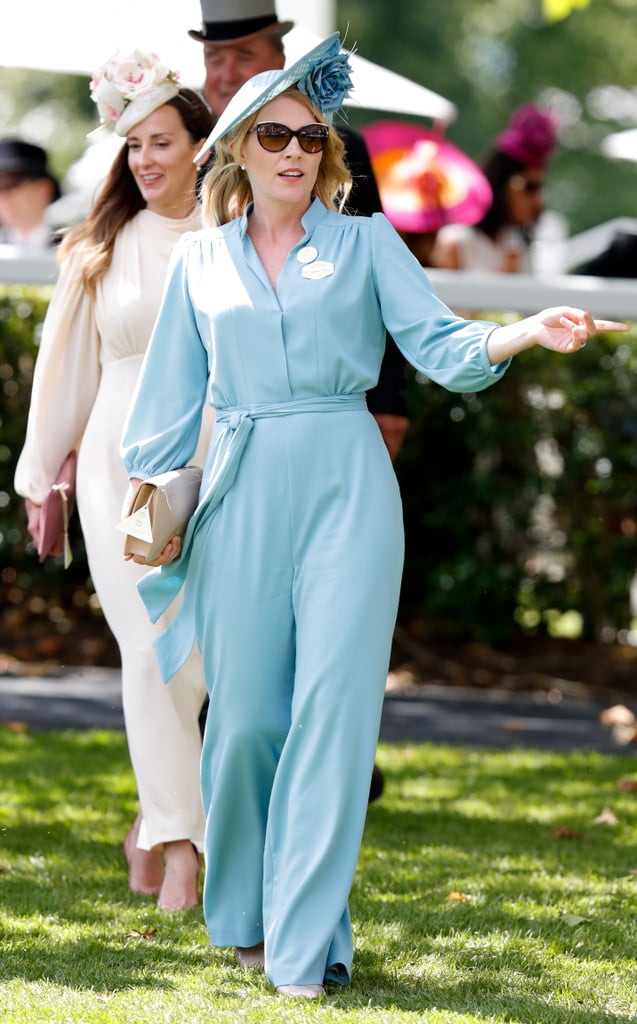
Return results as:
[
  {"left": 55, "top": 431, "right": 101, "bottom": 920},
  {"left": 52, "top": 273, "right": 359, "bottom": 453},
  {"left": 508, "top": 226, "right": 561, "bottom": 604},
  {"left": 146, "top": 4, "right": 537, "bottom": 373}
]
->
[
  {"left": 189, "top": 0, "right": 293, "bottom": 44},
  {"left": 0, "top": 139, "right": 61, "bottom": 200}
]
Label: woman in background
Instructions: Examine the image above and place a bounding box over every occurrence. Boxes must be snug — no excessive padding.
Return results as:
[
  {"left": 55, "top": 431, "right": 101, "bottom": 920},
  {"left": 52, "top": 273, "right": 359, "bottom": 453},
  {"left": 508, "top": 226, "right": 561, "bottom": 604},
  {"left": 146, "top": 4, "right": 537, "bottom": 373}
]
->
[
  {"left": 433, "top": 103, "right": 556, "bottom": 273},
  {"left": 15, "top": 51, "right": 214, "bottom": 910}
]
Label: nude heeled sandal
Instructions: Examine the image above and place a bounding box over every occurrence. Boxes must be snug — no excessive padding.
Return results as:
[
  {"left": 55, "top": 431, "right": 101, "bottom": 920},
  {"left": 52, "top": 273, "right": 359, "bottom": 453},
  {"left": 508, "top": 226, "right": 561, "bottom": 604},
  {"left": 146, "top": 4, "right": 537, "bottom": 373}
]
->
[{"left": 276, "top": 984, "right": 325, "bottom": 998}]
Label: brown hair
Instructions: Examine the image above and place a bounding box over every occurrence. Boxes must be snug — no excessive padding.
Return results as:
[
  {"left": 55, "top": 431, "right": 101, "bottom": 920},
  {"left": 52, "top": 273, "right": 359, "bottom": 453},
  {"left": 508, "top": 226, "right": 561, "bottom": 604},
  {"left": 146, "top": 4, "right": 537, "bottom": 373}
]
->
[
  {"left": 58, "top": 88, "right": 213, "bottom": 297},
  {"left": 201, "top": 87, "right": 351, "bottom": 227}
]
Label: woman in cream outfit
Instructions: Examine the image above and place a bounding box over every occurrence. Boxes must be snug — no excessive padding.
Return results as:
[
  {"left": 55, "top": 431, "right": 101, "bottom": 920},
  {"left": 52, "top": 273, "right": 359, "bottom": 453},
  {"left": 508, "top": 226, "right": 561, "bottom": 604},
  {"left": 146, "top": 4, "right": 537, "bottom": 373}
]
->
[{"left": 15, "top": 56, "right": 214, "bottom": 910}]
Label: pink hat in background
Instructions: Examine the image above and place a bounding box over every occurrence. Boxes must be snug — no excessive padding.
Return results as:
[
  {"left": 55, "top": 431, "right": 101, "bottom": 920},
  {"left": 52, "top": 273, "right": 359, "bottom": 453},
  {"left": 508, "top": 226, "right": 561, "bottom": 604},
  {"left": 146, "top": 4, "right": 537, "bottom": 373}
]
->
[
  {"left": 496, "top": 103, "right": 557, "bottom": 169},
  {"left": 362, "top": 120, "right": 492, "bottom": 234}
]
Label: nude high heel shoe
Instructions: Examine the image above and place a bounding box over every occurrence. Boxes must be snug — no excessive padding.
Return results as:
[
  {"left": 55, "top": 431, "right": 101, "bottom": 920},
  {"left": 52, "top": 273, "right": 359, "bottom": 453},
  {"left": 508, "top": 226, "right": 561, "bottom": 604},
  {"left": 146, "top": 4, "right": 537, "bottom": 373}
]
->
[
  {"left": 234, "top": 943, "right": 265, "bottom": 968},
  {"left": 276, "top": 984, "right": 325, "bottom": 998}
]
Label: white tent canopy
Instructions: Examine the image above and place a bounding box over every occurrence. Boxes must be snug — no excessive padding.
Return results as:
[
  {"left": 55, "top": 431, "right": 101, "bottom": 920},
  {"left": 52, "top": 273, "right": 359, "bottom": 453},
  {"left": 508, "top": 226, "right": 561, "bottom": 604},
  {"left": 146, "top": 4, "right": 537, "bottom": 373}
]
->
[
  {"left": 601, "top": 128, "right": 637, "bottom": 164},
  {"left": 0, "top": 1, "right": 456, "bottom": 123},
  {"left": 283, "top": 27, "right": 456, "bottom": 122}
]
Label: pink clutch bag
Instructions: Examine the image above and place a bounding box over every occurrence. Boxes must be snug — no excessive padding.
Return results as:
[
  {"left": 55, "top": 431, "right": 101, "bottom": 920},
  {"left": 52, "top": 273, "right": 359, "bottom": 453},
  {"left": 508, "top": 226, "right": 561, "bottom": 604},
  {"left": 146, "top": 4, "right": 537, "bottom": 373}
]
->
[{"left": 37, "top": 450, "right": 77, "bottom": 567}]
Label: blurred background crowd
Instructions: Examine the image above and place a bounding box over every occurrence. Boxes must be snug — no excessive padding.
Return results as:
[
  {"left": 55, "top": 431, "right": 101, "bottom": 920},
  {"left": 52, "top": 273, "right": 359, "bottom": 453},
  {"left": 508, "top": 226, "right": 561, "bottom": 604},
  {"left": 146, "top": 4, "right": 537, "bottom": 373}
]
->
[{"left": 3, "top": 0, "right": 637, "bottom": 274}]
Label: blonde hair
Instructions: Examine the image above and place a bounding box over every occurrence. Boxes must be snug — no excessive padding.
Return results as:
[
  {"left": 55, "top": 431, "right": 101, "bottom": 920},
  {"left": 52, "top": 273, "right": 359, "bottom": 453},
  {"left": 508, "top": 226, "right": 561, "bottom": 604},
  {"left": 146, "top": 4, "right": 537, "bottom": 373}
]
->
[{"left": 201, "top": 88, "right": 351, "bottom": 227}]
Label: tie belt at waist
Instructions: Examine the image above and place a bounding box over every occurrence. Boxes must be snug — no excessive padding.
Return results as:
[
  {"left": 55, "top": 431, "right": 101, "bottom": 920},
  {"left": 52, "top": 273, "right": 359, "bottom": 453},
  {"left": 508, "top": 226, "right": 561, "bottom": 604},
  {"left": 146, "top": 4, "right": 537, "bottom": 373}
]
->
[
  {"left": 216, "top": 392, "right": 367, "bottom": 428},
  {"left": 137, "top": 393, "right": 368, "bottom": 683}
]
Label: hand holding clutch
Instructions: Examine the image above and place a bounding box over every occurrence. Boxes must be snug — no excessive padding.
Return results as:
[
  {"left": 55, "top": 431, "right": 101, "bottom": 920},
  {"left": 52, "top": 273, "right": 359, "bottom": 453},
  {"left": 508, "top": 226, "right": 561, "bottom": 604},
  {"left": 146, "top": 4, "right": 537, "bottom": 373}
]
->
[
  {"left": 117, "top": 466, "right": 203, "bottom": 564},
  {"left": 34, "top": 450, "right": 77, "bottom": 568}
]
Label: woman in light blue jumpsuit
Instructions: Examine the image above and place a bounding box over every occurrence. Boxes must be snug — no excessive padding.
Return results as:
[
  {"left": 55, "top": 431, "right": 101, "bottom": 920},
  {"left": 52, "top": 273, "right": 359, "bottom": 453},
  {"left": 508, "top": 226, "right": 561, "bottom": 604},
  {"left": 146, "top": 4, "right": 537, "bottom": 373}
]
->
[{"left": 121, "top": 35, "right": 625, "bottom": 998}]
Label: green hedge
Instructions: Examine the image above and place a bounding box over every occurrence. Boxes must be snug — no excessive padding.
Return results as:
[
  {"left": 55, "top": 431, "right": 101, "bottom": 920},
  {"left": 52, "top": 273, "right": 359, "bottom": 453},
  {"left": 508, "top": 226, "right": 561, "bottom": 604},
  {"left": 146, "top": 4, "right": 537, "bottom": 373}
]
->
[
  {"left": 2, "top": 284, "right": 637, "bottom": 650},
  {"left": 0, "top": 286, "right": 96, "bottom": 633},
  {"left": 397, "top": 320, "right": 637, "bottom": 645}
]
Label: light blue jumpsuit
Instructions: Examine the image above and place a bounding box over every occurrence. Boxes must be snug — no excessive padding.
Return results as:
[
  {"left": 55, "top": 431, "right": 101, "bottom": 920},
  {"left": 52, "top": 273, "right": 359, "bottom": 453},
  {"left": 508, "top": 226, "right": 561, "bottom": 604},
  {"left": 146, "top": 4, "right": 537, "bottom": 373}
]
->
[{"left": 121, "top": 198, "right": 508, "bottom": 988}]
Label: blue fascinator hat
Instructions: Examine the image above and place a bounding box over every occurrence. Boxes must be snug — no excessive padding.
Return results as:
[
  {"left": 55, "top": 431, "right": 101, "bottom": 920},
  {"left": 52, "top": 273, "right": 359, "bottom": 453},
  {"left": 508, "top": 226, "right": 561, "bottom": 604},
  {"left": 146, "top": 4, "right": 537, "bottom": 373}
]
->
[{"left": 195, "top": 32, "right": 353, "bottom": 162}]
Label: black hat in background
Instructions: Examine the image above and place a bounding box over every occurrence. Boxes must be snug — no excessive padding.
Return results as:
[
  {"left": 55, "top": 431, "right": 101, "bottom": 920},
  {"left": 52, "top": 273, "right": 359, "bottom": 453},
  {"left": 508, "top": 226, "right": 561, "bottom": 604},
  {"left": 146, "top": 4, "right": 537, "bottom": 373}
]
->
[{"left": 0, "top": 139, "right": 62, "bottom": 200}]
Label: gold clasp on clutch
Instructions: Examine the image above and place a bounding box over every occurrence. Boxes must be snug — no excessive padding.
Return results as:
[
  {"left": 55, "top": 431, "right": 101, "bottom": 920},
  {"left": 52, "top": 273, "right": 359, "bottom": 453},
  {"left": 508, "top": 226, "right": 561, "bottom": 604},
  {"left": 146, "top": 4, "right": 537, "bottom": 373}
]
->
[{"left": 51, "top": 481, "right": 73, "bottom": 569}]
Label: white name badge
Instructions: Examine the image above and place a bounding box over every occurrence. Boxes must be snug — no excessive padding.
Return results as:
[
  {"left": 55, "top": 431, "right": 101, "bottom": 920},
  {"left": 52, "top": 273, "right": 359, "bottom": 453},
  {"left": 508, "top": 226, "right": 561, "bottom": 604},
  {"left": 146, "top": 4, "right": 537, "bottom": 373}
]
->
[
  {"left": 301, "top": 260, "right": 334, "bottom": 280},
  {"left": 297, "top": 245, "right": 318, "bottom": 264}
]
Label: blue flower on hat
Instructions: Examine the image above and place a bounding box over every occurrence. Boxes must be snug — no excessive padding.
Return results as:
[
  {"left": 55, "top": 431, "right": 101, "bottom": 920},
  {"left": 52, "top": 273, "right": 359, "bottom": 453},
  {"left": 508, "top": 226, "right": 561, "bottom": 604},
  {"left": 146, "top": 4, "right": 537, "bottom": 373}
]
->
[
  {"left": 196, "top": 33, "right": 355, "bottom": 160},
  {"left": 297, "top": 36, "right": 354, "bottom": 116}
]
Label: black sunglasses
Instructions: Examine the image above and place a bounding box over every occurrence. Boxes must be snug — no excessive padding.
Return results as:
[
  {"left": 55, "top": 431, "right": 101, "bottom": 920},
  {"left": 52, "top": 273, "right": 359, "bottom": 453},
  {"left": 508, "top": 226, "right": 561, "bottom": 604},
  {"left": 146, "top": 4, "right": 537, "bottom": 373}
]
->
[
  {"left": 248, "top": 122, "right": 329, "bottom": 154},
  {"left": 509, "top": 174, "right": 544, "bottom": 194},
  {"left": 0, "top": 174, "right": 25, "bottom": 193}
]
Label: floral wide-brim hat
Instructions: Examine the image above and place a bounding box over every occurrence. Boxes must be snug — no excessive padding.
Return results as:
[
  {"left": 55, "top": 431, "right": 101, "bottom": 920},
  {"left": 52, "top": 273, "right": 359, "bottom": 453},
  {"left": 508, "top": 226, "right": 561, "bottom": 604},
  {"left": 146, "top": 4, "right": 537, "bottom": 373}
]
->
[{"left": 195, "top": 32, "right": 353, "bottom": 162}]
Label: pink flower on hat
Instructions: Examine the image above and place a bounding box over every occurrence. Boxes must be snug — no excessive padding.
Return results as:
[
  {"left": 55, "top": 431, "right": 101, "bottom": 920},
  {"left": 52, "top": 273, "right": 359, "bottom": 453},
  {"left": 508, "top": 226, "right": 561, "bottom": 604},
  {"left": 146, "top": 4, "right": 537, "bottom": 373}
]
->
[
  {"left": 496, "top": 103, "right": 557, "bottom": 169},
  {"left": 90, "top": 50, "right": 180, "bottom": 129}
]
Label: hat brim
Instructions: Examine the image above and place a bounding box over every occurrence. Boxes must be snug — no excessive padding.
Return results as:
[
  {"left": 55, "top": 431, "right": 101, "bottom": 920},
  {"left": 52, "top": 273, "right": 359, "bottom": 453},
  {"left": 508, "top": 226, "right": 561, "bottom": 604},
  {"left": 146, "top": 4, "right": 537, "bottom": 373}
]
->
[
  {"left": 0, "top": 162, "right": 61, "bottom": 201},
  {"left": 188, "top": 19, "right": 293, "bottom": 43},
  {"left": 195, "top": 31, "right": 342, "bottom": 162},
  {"left": 114, "top": 81, "right": 181, "bottom": 137},
  {"left": 362, "top": 120, "right": 492, "bottom": 234}
]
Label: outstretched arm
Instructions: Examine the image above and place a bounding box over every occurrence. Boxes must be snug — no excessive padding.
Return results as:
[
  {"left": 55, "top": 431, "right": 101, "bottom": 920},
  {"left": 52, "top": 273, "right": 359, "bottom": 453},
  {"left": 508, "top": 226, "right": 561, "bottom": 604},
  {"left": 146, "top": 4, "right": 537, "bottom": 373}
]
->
[{"left": 486, "top": 307, "right": 628, "bottom": 364}]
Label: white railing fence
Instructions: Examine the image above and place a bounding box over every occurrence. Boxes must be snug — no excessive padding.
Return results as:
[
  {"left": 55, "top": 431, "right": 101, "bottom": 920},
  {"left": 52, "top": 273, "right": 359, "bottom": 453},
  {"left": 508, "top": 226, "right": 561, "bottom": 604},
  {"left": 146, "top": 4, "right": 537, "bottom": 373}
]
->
[{"left": 2, "top": 245, "right": 636, "bottom": 320}]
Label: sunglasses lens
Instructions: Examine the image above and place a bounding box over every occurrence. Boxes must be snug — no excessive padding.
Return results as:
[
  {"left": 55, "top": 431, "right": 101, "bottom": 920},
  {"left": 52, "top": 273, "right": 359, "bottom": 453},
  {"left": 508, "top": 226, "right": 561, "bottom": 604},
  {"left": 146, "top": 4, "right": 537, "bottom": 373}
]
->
[
  {"left": 254, "top": 123, "right": 329, "bottom": 154},
  {"left": 510, "top": 174, "right": 543, "bottom": 194},
  {"left": 256, "top": 124, "right": 292, "bottom": 151},
  {"left": 298, "top": 128, "right": 328, "bottom": 153},
  {"left": 0, "top": 174, "right": 22, "bottom": 193}
]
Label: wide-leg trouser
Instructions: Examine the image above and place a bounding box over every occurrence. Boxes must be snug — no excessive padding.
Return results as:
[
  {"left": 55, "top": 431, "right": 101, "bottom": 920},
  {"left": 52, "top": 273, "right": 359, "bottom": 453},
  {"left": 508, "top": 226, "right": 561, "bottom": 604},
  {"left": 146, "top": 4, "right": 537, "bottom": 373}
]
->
[
  {"left": 77, "top": 358, "right": 209, "bottom": 850},
  {"left": 194, "top": 409, "right": 404, "bottom": 987}
]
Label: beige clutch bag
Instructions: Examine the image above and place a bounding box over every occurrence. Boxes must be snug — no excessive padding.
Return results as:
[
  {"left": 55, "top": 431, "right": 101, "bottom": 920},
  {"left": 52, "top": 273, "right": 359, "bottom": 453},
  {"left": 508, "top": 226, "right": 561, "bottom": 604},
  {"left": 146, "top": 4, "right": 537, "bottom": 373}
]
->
[{"left": 117, "top": 466, "right": 203, "bottom": 562}]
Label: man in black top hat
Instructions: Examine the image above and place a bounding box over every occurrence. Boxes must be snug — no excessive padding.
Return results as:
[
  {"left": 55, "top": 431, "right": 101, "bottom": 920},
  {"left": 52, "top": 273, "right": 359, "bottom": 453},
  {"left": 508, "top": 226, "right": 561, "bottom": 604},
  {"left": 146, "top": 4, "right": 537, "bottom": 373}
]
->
[
  {"left": 190, "top": 2, "right": 406, "bottom": 800},
  {"left": 0, "top": 139, "right": 62, "bottom": 247}
]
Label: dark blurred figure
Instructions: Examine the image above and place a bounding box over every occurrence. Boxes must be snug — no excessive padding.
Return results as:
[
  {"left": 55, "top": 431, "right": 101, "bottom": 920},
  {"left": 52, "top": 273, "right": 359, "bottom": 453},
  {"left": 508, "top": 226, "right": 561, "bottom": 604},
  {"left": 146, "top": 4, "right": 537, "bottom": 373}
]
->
[
  {"left": 0, "top": 139, "right": 61, "bottom": 247},
  {"left": 574, "top": 232, "right": 637, "bottom": 278}
]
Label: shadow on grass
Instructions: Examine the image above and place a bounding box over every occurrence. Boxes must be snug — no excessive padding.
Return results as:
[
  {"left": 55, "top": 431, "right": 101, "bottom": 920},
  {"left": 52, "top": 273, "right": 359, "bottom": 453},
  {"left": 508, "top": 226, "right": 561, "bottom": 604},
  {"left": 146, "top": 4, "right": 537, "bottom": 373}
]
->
[
  {"left": 0, "top": 730, "right": 211, "bottom": 993},
  {"left": 2, "top": 733, "right": 636, "bottom": 1018},
  {"left": 340, "top": 954, "right": 637, "bottom": 1024},
  {"left": 0, "top": 828, "right": 211, "bottom": 992},
  {"left": 346, "top": 747, "right": 637, "bottom": 1018}
]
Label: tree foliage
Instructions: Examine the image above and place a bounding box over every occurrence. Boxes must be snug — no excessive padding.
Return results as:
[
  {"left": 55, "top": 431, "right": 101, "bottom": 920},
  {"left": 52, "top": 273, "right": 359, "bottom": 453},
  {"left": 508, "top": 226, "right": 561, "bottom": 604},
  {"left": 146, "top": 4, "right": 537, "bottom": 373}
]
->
[
  {"left": 1, "top": 3, "right": 637, "bottom": 235},
  {"left": 340, "top": 0, "right": 637, "bottom": 235},
  {"left": 0, "top": 67, "right": 95, "bottom": 183}
]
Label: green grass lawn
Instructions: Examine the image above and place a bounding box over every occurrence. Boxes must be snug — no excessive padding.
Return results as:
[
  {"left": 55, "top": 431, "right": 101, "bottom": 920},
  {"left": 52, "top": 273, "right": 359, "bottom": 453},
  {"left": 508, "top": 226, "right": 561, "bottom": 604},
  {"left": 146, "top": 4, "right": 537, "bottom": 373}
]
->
[{"left": 1, "top": 729, "right": 636, "bottom": 1023}]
